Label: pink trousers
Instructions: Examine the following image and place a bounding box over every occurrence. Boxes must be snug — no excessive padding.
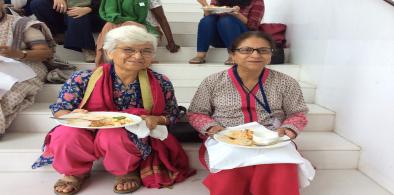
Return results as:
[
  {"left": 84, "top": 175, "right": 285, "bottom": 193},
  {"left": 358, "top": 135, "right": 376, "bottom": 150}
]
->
[
  {"left": 203, "top": 164, "right": 299, "bottom": 195},
  {"left": 47, "top": 126, "right": 142, "bottom": 176}
]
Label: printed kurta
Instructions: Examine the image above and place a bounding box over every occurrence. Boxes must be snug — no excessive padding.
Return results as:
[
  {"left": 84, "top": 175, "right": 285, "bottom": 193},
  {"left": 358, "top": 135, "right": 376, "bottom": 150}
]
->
[
  {"left": 188, "top": 68, "right": 308, "bottom": 134},
  {"left": 0, "top": 14, "right": 52, "bottom": 135}
]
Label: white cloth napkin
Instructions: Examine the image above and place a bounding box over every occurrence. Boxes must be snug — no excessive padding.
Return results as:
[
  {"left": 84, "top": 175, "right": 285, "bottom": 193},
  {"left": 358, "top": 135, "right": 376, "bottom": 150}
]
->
[
  {"left": 125, "top": 121, "right": 168, "bottom": 141},
  {"left": 0, "top": 56, "right": 36, "bottom": 98},
  {"left": 206, "top": 122, "right": 315, "bottom": 188}
]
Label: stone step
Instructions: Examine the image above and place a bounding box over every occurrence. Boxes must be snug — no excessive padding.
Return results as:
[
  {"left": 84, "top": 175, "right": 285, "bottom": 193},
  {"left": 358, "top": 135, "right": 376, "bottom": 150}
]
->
[
  {"left": 7, "top": 103, "right": 334, "bottom": 133},
  {"left": 0, "top": 170, "right": 392, "bottom": 195},
  {"left": 35, "top": 80, "right": 315, "bottom": 104},
  {"left": 0, "top": 131, "right": 359, "bottom": 172}
]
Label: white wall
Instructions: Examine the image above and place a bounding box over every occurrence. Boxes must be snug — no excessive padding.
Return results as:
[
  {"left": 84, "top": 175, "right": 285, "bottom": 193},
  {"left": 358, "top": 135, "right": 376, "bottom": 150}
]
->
[{"left": 283, "top": 0, "right": 394, "bottom": 193}]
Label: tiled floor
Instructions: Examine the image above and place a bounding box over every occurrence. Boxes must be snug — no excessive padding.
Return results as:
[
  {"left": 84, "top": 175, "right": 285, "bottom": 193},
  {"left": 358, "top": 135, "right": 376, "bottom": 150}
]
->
[{"left": 0, "top": 170, "right": 391, "bottom": 195}]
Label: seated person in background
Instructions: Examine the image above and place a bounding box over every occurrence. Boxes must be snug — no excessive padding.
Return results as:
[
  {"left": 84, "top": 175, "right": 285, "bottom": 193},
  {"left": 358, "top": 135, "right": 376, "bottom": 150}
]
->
[
  {"left": 0, "top": 0, "right": 54, "bottom": 137},
  {"left": 187, "top": 31, "right": 308, "bottom": 195},
  {"left": 5, "top": 0, "right": 33, "bottom": 16},
  {"left": 30, "top": 0, "right": 104, "bottom": 62},
  {"left": 96, "top": 0, "right": 180, "bottom": 66},
  {"left": 32, "top": 26, "right": 195, "bottom": 195},
  {"left": 189, "top": 0, "right": 264, "bottom": 65}
]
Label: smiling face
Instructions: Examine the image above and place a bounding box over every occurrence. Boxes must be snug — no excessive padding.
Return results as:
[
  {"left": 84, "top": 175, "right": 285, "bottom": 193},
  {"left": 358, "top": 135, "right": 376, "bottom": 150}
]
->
[
  {"left": 231, "top": 36, "right": 272, "bottom": 73},
  {"left": 106, "top": 42, "right": 154, "bottom": 73}
]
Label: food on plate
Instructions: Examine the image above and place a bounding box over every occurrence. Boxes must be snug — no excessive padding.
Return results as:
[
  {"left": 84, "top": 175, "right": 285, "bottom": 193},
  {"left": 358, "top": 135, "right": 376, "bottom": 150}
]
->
[
  {"left": 221, "top": 129, "right": 255, "bottom": 146},
  {"left": 64, "top": 115, "right": 134, "bottom": 127},
  {"left": 88, "top": 116, "right": 133, "bottom": 127},
  {"left": 203, "top": 5, "right": 229, "bottom": 8}
]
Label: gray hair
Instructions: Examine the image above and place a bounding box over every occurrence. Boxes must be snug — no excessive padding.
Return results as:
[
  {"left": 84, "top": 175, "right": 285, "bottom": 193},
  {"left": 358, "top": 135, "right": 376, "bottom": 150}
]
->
[{"left": 103, "top": 25, "right": 158, "bottom": 53}]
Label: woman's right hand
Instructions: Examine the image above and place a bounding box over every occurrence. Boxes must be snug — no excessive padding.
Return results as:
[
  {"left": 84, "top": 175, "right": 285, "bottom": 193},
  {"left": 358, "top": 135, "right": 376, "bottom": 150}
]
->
[
  {"left": 53, "top": 0, "right": 67, "bottom": 13},
  {"left": 206, "top": 125, "right": 224, "bottom": 136}
]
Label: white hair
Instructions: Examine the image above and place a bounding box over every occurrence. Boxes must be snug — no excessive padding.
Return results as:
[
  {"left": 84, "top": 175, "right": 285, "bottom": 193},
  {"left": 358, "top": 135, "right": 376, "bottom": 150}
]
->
[{"left": 103, "top": 25, "right": 158, "bottom": 53}]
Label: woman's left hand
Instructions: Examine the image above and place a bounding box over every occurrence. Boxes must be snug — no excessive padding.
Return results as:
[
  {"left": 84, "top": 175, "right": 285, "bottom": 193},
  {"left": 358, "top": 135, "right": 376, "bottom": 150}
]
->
[
  {"left": 141, "top": 115, "right": 162, "bottom": 130},
  {"left": 229, "top": 6, "right": 240, "bottom": 15},
  {"left": 67, "top": 7, "right": 92, "bottom": 18},
  {"left": 0, "top": 46, "right": 23, "bottom": 59},
  {"left": 277, "top": 128, "right": 297, "bottom": 139}
]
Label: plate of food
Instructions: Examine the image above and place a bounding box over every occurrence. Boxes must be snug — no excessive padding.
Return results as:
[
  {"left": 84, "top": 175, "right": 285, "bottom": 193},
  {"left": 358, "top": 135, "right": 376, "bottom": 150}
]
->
[
  {"left": 202, "top": 5, "right": 235, "bottom": 14},
  {"left": 213, "top": 128, "right": 292, "bottom": 149},
  {"left": 52, "top": 112, "right": 142, "bottom": 129}
]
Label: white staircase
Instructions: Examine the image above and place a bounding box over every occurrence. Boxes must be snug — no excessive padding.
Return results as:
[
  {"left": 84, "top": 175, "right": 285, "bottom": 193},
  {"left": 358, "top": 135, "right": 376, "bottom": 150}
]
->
[{"left": 0, "top": 0, "right": 392, "bottom": 195}]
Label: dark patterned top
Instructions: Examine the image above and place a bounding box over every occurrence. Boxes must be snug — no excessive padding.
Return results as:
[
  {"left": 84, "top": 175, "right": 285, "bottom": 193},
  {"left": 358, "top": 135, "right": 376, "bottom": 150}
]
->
[{"left": 50, "top": 65, "right": 179, "bottom": 124}]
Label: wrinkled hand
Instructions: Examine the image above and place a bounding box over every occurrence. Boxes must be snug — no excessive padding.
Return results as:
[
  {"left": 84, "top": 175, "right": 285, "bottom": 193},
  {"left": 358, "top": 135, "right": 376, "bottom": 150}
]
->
[
  {"left": 277, "top": 128, "right": 297, "bottom": 139},
  {"left": 53, "top": 0, "right": 67, "bottom": 13},
  {"left": 166, "top": 42, "right": 180, "bottom": 53},
  {"left": 67, "top": 7, "right": 92, "bottom": 18},
  {"left": 141, "top": 115, "right": 161, "bottom": 130},
  {"left": 206, "top": 125, "right": 224, "bottom": 136},
  {"left": 0, "top": 46, "right": 23, "bottom": 59}
]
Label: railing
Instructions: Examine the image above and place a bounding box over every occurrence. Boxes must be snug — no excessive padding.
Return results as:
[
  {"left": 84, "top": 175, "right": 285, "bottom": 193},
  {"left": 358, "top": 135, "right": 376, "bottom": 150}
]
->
[{"left": 384, "top": 0, "right": 394, "bottom": 6}]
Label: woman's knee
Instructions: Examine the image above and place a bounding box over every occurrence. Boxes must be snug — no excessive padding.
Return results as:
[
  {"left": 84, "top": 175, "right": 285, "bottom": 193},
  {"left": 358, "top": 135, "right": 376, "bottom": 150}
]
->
[
  {"left": 199, "top": 15, "right": 218, "bottom": 28},
  {"left": 66, "top": 15, "right": 91, "bottom": 28},
  {"left": 217, "top": 15, "right": 240, "bottom": 28},
  {"left": 50, "top": 126, "right": 93, "bottom": 146},
  {"left": 95, "top": 128, "right": 128, "bottom": 147},
  {"left": 30, "top": 0, "right": 51, "bottom": 12}
]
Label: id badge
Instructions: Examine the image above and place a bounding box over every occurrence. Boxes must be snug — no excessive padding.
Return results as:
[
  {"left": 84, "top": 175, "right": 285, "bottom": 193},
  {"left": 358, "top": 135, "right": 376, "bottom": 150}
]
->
[{"left": 139, "top": 2, "right": 145, "bottom": 6}]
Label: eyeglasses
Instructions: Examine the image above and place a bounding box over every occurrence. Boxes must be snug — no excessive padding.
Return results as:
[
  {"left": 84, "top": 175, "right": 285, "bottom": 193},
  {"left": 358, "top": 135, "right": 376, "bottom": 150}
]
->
[
  {"left": 116, "top": 47, "right": 154, "bottom": 57},
  {"left": 232, "top": 47, "right": 274, "bottom": 55}
]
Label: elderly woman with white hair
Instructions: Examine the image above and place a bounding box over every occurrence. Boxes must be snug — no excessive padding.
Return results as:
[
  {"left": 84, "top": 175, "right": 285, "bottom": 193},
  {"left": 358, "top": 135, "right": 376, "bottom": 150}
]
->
[{"left": 32, "top": 25, "right": 195, "bottom": 195}]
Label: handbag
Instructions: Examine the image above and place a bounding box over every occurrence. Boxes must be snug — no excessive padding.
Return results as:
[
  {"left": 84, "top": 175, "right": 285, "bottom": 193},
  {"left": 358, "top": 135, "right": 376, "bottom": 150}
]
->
[{"left": 259, "top": 23, "right": 287, "bottom": 64}]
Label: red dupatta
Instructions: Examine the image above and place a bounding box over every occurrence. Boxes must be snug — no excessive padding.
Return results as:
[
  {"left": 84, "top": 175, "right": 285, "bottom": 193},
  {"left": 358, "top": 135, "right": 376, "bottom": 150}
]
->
[{"left": 81, "top": 63, "right": 195, "bottom": 188}]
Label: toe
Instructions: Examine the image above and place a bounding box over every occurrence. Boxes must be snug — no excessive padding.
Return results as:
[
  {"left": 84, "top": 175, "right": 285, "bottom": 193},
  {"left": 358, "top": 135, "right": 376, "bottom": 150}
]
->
[{"left": 116, "top": 184, "right": 123, "bottom": 191}]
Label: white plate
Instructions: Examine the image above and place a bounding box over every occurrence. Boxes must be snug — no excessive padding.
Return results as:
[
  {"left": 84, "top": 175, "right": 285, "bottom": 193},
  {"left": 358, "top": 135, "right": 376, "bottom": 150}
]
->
[
  {"left": 54, "top": 112, "right": 142, "bottom": 129},
  {"left": 213, "top": 129, "right": 291, "bottom": 149},
  {"left": 202, "top": 7, "right": 235, "bottom": 14}
]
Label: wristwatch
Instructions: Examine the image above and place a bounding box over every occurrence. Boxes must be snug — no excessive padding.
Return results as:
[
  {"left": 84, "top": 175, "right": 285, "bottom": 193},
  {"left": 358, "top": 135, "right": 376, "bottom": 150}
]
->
[{"left": 19, "top": 50, "right": 27, "bottom": 60}]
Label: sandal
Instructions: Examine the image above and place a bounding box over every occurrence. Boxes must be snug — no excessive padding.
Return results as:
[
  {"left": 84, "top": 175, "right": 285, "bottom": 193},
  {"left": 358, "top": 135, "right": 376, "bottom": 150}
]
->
[
  {"left": 224, "top": 57, "right": 234, "bottom": 65},
  {"left": 188, "top": 56, "right": 206, "bottom": 64},
  {"left": 54, "top": 174, "right": 90, "bottom": 195},
  {"left": 113, "top": 172, "right": 142, "bottom": 194}
]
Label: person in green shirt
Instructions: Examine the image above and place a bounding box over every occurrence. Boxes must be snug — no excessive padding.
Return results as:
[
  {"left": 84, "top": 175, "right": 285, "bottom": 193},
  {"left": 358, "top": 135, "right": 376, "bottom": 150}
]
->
[{"left": 96, "top": 0, "right": 179, "bottom": 65}]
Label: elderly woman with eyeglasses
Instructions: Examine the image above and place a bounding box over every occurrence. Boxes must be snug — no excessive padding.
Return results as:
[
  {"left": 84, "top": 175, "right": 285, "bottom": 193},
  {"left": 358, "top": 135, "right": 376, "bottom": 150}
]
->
[
  {"left": 187, "top": 31, "right": 308, "bottom": 195},
  {"left": 32, "top": 26, "right": 195, "bottom": 195}
]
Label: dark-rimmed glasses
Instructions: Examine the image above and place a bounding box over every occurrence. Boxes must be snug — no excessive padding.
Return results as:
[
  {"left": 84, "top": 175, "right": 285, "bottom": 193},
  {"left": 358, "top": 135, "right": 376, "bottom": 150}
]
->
[{"left": 232, "top": 47, "right": 274, "bottom": 55}]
